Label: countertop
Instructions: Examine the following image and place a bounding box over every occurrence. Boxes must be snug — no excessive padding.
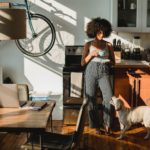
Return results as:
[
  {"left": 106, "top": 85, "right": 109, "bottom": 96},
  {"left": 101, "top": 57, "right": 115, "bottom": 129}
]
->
[{"left": 114, "top": 60, "right": 150, "bottom": 68}]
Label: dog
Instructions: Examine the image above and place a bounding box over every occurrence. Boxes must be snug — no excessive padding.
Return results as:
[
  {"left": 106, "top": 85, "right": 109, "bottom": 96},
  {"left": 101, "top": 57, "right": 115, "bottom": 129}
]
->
[{"left": 110, "top": 96, "right": 150, "bottom": 140}]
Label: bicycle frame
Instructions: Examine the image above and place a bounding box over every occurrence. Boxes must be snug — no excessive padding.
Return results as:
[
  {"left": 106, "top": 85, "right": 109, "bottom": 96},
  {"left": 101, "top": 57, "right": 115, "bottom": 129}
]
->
[{"left": 10, "top": 0, "right": 36, "bottom": 37}]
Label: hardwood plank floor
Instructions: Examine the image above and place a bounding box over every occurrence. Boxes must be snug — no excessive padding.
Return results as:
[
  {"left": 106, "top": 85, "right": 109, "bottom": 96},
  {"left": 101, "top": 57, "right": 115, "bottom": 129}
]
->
[{"left": 0, "top": 120, "right": 150, "bottom": 150}]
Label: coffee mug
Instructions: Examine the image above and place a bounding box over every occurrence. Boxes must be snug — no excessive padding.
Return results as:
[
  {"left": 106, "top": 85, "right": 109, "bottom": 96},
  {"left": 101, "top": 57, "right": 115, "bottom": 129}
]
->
[
  {"left": 130, "top": 3, "right": 136, "bottom": 10},
  {"left": 99, "top": 51, "right": 105, "bottom": 56}
]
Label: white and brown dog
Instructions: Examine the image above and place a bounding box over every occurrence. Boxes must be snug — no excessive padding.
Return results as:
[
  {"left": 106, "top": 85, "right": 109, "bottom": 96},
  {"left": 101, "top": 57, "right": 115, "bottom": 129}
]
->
[{"left": 110, "top": 96, "right": 150, "bottom": 140}]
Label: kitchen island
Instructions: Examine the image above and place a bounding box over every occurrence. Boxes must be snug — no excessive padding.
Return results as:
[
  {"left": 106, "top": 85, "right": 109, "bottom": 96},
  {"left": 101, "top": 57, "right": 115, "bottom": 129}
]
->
[{"left": 114, "top": 59, "right": 150, "bottom": 107}]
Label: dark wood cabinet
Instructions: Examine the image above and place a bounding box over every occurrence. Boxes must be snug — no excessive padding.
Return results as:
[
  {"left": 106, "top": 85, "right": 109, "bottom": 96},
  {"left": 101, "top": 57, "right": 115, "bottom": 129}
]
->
[
  {"left": 114, "top": 68, "right": 150, "bottom": 107},
  {"left": 137, "top": 73, "right": 150, "bottom": 106}
]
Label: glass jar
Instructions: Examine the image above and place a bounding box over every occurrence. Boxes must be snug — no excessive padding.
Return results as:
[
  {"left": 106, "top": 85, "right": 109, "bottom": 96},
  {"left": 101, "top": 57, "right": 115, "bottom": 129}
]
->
[{"left": 132, "top": 36, "right": 141, "bottom": 49}]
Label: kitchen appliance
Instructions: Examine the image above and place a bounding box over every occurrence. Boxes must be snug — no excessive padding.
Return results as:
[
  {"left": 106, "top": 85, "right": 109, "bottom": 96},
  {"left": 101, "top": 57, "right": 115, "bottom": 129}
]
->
[
  {"left": 131, "top": 48, "right": 141, "bottom": 60},
  {"left": 63, "top": 46, "right": 85, "bottom": 124},
  {"left": 63, "top": 46, "right": 85, "bottom": 72},
  {"left": 121, "top": 48, "right": 131, "bottom": 59},
  {"left": 133, "top": 36, "right": 141, "bottom": 48},
  {"left": 145, "top": 48, "right": 150, "bottom": 62},
  {"left": 130, "top": 36, "right": 142, "bottom": 60}
]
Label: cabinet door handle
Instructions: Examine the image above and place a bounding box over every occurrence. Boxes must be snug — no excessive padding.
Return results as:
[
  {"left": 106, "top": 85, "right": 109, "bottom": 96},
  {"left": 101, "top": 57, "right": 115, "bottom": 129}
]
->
[
  {"left": 131, "top": 79, "right": 136, "bottom": 107},
  {"left": 136, "top": 78, "right": 140, "bottom": 107}
]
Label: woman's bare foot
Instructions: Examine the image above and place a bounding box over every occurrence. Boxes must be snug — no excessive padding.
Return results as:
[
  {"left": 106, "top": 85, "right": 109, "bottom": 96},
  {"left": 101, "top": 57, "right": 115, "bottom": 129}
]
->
[
  {"left": 104, "top": 125, "right": 112, "bottom": 136},
  {"left": 95, "top": 128, "right": 101, "bottom": 134}
]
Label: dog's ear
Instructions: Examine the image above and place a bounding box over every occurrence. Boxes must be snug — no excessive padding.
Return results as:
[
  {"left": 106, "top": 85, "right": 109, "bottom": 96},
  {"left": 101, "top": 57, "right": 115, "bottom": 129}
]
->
[
  {"left": 112, "top": 96, "right": 116, "bottom": 99},
  {"left": 112, "top": 96, "right": 120, "bottom": 100},
  {"left": 115, "top": 99, "right": 124, "bottom": 111}
]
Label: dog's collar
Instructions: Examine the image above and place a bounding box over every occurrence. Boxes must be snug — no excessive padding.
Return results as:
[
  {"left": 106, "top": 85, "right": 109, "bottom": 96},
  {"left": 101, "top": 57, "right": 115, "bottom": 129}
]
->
[
  {"left": 115, "top": 104, "right": 123, "bottom": 111},
  {"left": 115, "top": 107, "right": 122, "bottom": 111}
]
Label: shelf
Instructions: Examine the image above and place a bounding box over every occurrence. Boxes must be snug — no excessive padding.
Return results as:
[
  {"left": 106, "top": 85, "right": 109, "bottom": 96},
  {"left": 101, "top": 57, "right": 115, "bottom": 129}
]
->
[{"left": 118, "top": 8, "right": 136, "bottom": 11}]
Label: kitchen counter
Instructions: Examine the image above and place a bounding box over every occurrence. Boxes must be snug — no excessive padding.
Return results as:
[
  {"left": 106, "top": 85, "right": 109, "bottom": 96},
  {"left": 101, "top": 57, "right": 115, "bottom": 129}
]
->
[
  {"left": 114, "top": 60, "right": 150, "bottom": 68},
  {"left": 114, "top": 59, "right": 150, "bottom": 107}
]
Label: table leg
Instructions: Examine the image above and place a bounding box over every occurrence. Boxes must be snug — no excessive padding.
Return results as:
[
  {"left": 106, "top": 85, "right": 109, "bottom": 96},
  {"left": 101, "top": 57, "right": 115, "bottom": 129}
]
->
[
  {"left": 25, "top": 132, "right": 34, "bottom": 150},
  {"left": 31, "top": 133, "right": 34, "bottom": 150},
  {"left": 136, "top": 78, "right": 140, "bottom": 107},
  {"left": 131, "top": 79, "right": 135, "bottom": 107},
  {"left": 50, "top": 115, "right": 53, "bottom": 132},
  {"left": 47, "top": 114, "right": 53, "bottom": 132},
  {"left": 39, "top": 134, "right": 43, "bottom": 150}
]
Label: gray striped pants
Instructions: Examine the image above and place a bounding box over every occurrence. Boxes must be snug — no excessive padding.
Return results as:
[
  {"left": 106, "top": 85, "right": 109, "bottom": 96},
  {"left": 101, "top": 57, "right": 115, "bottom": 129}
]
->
[{"left": 85, "top": 61, "right": 113, "bottom": 128}]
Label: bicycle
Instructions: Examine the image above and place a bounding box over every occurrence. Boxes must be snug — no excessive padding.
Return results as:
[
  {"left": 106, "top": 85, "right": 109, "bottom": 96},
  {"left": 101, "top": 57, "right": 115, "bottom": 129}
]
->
[{"left": 10, "top": 0, "right": 56, "bottom": 57}]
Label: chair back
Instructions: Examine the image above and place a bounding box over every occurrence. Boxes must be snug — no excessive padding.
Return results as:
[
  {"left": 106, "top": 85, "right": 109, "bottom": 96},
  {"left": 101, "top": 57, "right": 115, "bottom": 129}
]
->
[
  {"left": 71, "top": 98, "right": 88, "bottom": 149},
  {"left": 0, "top": 84, "right": 20, "bottom": 108},
  {"left": 17, "top": 84, "right": 29, "bottom": 102}
]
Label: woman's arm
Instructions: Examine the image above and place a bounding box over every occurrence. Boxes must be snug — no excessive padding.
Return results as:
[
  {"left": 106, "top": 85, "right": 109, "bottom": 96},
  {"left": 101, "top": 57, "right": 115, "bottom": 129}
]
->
[
  {"left": 81, "top": 42, "right": 98, "bottom": 66},
  {"left": 81, "top": 43, "right": 91, "bottom": 66}
]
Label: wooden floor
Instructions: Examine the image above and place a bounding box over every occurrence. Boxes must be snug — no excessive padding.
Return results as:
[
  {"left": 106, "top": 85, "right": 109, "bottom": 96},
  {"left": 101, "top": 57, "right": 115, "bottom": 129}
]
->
[{"left": 0, "top": 120, "right": 150, "bottom": 150}]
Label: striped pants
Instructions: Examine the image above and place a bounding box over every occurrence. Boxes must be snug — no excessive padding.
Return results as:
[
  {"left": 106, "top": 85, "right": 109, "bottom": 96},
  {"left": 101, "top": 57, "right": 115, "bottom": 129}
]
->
[{"left": 85, "top": 61, "right": 113, "bottom": 128}]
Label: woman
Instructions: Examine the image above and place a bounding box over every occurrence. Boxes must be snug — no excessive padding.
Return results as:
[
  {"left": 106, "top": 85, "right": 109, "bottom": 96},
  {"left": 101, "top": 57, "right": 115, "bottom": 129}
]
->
[{"left": 81, "top": 17, "right": 115, "bottom": 134}]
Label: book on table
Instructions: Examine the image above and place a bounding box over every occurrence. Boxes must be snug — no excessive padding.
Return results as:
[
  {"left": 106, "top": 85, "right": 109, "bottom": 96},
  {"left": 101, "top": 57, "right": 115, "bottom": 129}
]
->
[{"left": 22, "top": 101, "right": 47, "bottom": 110}]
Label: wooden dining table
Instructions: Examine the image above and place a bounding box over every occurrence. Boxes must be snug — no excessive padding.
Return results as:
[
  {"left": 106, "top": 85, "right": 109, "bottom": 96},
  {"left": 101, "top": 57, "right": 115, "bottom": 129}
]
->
[{"left": 0, "top": 100, "right": 56, "bottom": 149}]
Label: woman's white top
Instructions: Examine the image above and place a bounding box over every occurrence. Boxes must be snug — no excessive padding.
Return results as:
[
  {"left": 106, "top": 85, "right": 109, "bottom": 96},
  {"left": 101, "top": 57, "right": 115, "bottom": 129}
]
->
[{"left": 89, "top": 45, "right": 110, "bottom": 63}]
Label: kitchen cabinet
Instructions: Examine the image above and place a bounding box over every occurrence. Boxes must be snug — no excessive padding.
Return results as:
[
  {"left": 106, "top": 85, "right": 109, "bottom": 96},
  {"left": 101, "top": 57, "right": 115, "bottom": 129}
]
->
[
  {"left": 114, "top": 67, "right": 150, "bottom": 107},
  {"left": 142, "top": 0, "right": 150, "bottom": 32},
  {"left": 114, "top": 68, "right": 134, "bottom": 108},
  {"left": 111, "top": 0, "right": 150, "bottom": 32}
]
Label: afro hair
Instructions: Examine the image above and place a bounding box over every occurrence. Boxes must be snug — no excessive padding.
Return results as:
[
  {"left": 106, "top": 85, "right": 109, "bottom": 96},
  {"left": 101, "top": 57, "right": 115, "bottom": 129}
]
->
[{"left": 86, "top": 17, "right": 112, "bottom": 38}]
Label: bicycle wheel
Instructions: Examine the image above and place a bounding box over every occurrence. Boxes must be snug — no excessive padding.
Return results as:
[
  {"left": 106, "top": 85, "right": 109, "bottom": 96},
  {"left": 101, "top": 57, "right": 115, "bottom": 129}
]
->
[{"left": 16, "top": 13, "right": 56, "bottom": 57}]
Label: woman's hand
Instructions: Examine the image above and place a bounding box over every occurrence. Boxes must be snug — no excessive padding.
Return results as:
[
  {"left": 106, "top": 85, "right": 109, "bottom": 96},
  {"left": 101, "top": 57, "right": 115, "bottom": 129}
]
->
[
  {"left": 84, "top": 49, "right": 98, "bottom": 65},
  {"left": 90, "top": 45, "right": 100, "bottom": 57},
  {"left": 90, "top": 50, "right": 99, "bottom": 57}
]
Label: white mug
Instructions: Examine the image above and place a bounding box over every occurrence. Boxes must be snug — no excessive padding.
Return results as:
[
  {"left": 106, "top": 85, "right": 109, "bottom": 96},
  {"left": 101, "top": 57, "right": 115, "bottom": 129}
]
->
[
  {"left": 130, "top": 3, "right": 136, "bottom": 10},
  {"left": 99, "top": 51, "right": 105, "bottom": 56}
]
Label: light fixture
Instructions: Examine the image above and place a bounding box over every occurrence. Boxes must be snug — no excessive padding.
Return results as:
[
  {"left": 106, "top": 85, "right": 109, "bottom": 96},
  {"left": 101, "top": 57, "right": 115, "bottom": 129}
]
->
[{"left": 0, "top": 9, "right": 26, "bottom": 40}]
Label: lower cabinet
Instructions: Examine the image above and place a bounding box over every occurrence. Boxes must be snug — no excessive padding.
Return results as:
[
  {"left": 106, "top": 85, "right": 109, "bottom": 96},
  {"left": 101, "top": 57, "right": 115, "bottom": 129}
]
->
[
  {"left": 114, "top": 68, "right": 150, "bottom": 107},
  {"left": 139, "top": 74, "right": 150, "bottom": 106}
]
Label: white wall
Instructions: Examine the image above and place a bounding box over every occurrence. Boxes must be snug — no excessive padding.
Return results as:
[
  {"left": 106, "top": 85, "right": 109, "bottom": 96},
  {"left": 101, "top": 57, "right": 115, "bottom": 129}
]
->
[
  {"left": 113, "top": 32, "right": 150, "bottom": 50},
  {"left": 0, "top": 0, "right": 111, "bottom": 119}
]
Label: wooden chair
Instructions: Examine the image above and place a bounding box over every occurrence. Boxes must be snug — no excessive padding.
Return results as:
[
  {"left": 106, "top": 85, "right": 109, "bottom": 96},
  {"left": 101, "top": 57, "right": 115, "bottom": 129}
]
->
[
  {"left": 22, "top": 99, "right": 88, "bottom": 150},
  {"left": 17, "top": 84, "right": 29, "bottom": 102},
  {"left": 0, "top": 84, "right": 29, "bottom": 108}
]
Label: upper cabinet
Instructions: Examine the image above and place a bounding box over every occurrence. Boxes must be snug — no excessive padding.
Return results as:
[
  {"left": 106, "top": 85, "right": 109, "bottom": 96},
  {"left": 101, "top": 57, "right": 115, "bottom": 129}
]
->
[
  {"left": 142, "top": 0, "right": 150, "bottom": 32},
  {"left": 111, "top": 0, "right": 150, "bottom": 32}
]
